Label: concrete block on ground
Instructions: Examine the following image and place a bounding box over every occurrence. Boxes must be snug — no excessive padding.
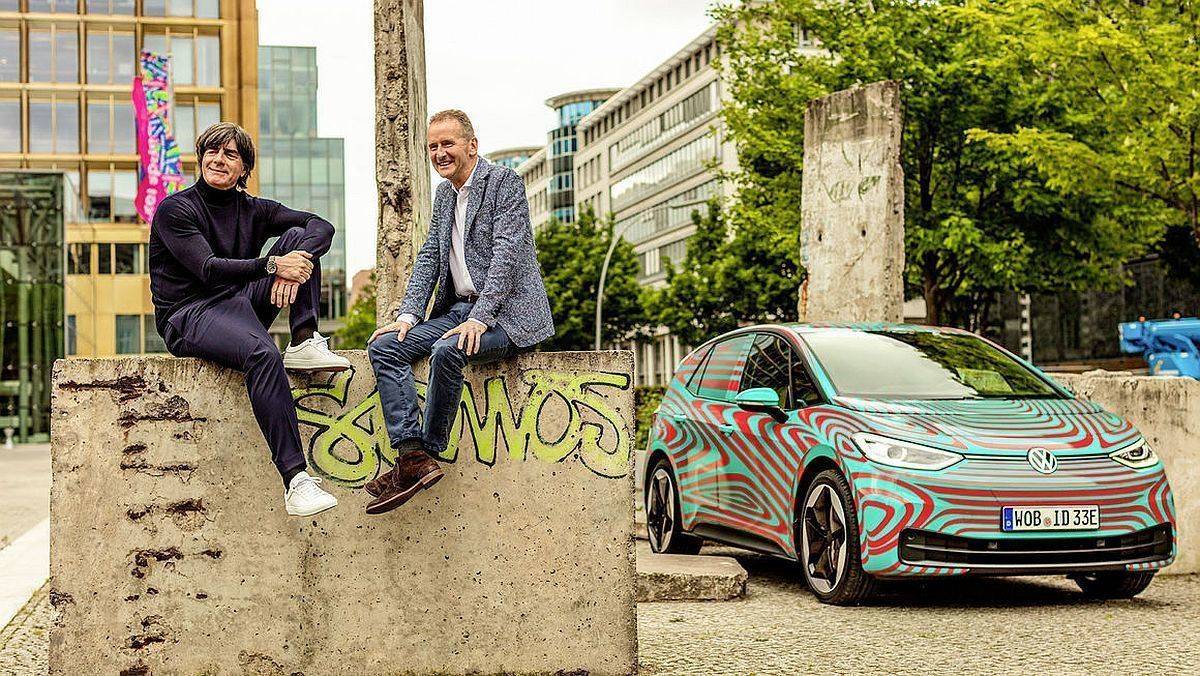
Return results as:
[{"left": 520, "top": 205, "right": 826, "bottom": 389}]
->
[
  {"left": 1055, "top": 372, "right": 1198, "bottom": 574},
  {"left": 636, "top": 542, "right": 747, "bottom": 602},
  {"left": 798, "top": 80, "right": 904, "bottom": 323},
  {"left": 50, "top": 350, "right": 636, "bottom": 675}
]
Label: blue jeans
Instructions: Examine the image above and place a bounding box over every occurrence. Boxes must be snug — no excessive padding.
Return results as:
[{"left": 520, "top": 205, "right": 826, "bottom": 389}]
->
[{"left": 366, "top": 301, "right": 516, "bottom": 456}]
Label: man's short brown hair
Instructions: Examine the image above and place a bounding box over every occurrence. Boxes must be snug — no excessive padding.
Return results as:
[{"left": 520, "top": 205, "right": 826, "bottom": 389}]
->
[
  {"left": 195, "top": 122, "right": 256, "bottom": 189},
  {"left": 429, "top": 109, "right": 475, "bottom": 140}
]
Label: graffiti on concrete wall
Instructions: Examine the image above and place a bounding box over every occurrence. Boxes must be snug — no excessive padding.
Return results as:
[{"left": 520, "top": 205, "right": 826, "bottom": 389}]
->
[{"left": 291, "top": 368, "right": 631, "bottom": 486}]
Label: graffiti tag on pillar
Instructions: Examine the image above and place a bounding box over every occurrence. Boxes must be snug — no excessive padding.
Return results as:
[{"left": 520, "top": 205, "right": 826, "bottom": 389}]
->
[{"left": 291, "top": 368, "right": 631, "bottom": 486}]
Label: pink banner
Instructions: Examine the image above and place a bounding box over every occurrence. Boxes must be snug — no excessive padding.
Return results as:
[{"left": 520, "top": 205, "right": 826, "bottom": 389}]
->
[{"left": 132, "top": 50, "right": 185, "bottom": 225}]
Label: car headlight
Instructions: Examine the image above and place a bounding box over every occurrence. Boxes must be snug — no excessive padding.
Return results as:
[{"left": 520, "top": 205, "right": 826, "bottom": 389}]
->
[
  {"left": 1110, "top": 438, "right": 1160, "bottom": 469},
  {"left": 851, "top": 433, "right": 963, "bottom": 471}
]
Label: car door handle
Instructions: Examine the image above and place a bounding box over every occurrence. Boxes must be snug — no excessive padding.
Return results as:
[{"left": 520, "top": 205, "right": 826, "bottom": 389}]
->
[
  {"left": 671, "top": 414, "right": 688, "bottom": 422},
  {"left": 718, "top": 423, "right": 736, "bottom": 434}
]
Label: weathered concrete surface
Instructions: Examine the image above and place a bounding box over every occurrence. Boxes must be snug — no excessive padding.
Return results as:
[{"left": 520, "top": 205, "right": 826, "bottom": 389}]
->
[
  {"left": 798, "top": 81, "right": 904, "bottom": 323},
  {"left": 375, "top": 0, "right": 432, "bottom": 319},
  {"left": 635, "top": 542, "right": 746, "bottom": 603},
  {"left": 50, "top": 351, "right": 636, "bottom": 675},
  {"left": 1054, "top": 372, "right": 1198, "bottom": 575}
]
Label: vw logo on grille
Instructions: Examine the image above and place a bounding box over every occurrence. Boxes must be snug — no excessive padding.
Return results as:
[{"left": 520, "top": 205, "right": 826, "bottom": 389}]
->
[{"left": 1027, "top": 447, "right": 1058, "bottom": 474}]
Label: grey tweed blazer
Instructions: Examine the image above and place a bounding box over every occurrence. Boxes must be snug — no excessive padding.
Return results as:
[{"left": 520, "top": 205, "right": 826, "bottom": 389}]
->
[{"left": 397, "top": 157, "right": 555, "bottom": 348}]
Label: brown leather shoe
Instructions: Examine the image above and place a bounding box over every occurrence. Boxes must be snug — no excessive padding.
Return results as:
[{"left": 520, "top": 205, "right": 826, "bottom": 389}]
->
[
  {"left": 364, "top": 439, "right": 426, "bottom": 497},
  {"left": 365, "top": 451, "right": 444, "bottom": 515}
]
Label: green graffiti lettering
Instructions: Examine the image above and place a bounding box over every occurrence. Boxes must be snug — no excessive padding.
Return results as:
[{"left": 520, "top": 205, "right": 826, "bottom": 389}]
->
[{"left": 291, "top": 367, "right": 631, "bottom": 486}]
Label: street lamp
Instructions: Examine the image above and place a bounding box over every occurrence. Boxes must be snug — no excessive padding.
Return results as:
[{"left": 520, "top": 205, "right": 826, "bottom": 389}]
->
[{"left": 594, "top": 198, "right": 708, "bottom": 351}]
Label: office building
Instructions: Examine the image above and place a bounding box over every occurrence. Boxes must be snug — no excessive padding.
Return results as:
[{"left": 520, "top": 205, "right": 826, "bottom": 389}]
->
[
  {"left": 573, "top": 26, "right": 819, "bottom": 385},
  {"left": 0, "top": 0, "right": 260, "bottom": 356},
  {"left": 257, "top": 44, "right": 346, "bottom": 337},
  {"left": 518, "top": 88, "right": 618, "bottom": 230}
]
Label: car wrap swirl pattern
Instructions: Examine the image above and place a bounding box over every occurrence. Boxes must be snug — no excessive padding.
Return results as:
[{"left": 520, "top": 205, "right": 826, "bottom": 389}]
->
[{"left": 648, "top": 326, "right": 1177, "bottom": 578}]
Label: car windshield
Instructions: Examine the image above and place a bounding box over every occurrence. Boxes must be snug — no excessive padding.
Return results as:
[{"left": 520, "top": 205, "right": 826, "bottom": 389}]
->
[{"left": 801, "top": 330, "right": 1062, "bottom": 400}]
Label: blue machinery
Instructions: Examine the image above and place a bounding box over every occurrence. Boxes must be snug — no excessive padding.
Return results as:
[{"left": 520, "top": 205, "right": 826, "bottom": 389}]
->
[{"left": 1120, "top": 317, "right": 1200, "bottom": 378}]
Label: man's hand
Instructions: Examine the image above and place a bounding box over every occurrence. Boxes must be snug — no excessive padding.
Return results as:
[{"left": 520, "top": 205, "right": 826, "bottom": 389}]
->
[
  {"left": 275, "top": 250, "right": 313, "bottom": 283},
  {"left": 271, "top": 278, "right": 300, "bottom": 308},
  {"left": 369, "top": 319, "right": 413, "bottom": 345},
  {"left": 442, "top": 319, "right": 488, "bottom": 356}
]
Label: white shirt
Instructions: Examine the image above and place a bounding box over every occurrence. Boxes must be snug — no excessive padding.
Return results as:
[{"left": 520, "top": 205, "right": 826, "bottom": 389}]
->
[{"left": 398, "top": 158, "right": 486, "bottom": 328}]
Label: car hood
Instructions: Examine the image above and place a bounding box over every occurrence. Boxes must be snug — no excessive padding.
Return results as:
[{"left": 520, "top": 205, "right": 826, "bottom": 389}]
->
[{"left": 829, "top": 396, "right": 1140, "bottom": 458}]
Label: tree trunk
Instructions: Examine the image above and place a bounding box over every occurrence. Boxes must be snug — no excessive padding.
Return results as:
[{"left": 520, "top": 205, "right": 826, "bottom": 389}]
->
[{"left": 374, "top": 0, "right": 431, "bottom": 323}]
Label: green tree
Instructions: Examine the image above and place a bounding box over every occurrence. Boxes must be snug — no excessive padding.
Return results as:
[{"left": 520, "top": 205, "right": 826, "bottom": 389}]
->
[
  {"left": 962, "top": 0, "right": 1196, "bottom": 283},
  {"left": 535, "top": 207, "right": 649, "bottom": 351},
  {"left": 336, "top": 273, "right": 377, "bottom": 347},
  {"left": 714, "top": 0, "right": 1155, "bottom": 328}
]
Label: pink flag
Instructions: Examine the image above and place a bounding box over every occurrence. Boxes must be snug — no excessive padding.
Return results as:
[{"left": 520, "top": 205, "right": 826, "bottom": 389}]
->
[{"left": 132, "top": 50, "right": 185, "bottom": 225}]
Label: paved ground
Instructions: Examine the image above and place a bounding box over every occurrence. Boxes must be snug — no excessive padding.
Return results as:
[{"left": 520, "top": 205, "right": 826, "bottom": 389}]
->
[
  {"left": 0, "top": 444, "right": 50, "bottom": 550},
  {"left": 638, "top": 545, "right": 1200, "bottom": 675},
  {"left": 0, "top": 585, "right": 49, "bottom": 675}
]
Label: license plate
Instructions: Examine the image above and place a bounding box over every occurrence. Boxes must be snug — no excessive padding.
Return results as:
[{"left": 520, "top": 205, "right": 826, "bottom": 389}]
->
[{"left": 1002, "top": 505, "right": 1099, "bottom": 532}]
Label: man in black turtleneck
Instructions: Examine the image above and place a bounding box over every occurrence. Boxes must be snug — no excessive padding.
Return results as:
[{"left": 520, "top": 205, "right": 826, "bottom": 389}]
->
[{"left": 149, "top": 122, "right": 346, "bottom": 516}]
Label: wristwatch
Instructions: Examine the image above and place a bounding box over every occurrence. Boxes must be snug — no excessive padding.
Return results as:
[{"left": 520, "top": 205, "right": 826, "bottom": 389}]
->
[{"left": 266, "top": 255, "right": 278, "bottom": 275}]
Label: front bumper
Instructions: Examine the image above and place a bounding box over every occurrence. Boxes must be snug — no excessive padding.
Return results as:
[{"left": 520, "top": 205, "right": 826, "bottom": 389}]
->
[{"left": 849, "top": 454, "right": 1177, "bottom": 576}]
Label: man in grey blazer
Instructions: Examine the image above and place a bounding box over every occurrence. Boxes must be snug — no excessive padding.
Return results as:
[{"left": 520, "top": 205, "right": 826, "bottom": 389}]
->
[{"left": 364, "top": 109, "right": 554, "bottom": 515}]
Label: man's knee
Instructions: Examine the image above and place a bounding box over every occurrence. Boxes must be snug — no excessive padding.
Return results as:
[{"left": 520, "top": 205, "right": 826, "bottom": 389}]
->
[
  {"left": 245, "top": 335, "right": 285, "bottom": 371},
  {"left": 430, "top": 338, "right": 466, "bottom": 368},
  {"left": 368, "top": 331, "right": 419, "bottom": 364},
  {"left": 277, "top": 226, "right": 307, "bottom": 249}
]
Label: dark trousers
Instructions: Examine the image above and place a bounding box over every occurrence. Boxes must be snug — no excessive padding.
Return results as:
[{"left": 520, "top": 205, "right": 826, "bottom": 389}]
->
[
  {"left": 367, "top": 301, "right": 516, "bottom": 456},
  {"left": 161, "top": 227, "right": 322, "bottom": 486}
]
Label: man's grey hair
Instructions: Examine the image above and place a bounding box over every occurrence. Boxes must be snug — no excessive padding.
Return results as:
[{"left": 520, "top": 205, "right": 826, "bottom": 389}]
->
[
  {"left": 429, "top": 109, "right": 476, "bottom": 140},
  {"left": 195, "top": 122, "right": 256, "bottom": 189}
]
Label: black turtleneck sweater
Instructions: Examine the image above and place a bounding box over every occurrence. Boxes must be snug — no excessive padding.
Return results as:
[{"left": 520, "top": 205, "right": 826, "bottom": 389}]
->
[{"left": 148, "top": 178, "right": 335, "bottom": 334}]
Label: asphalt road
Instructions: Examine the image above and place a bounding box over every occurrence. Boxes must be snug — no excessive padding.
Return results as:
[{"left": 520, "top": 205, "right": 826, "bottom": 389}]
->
[{"left": 637, "top": 545, "right": 1200, "bottom": 675}]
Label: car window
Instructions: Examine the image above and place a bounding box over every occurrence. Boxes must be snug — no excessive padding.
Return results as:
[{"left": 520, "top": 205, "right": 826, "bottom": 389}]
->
[
  {"left": 740, "top": 333, "right": 794, "bottom": 409},
  {"left": 684, "top": 345, "right": 714, "bottom": 396},
  {"left": 694, "top": 334, "right": 753, "bottom": 402},
  {"left": 802, "top": 329, "right": 1061, "bottom": 400},
  {"left": 791, "top": 353, "right": 822, "bottom": 408}
]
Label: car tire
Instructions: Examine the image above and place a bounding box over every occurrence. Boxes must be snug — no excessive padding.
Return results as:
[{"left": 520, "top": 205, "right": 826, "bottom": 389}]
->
[
  {"left": 1072, "top": 571, "right": 1156, "bottom": 599},
  {"left": 645, "top": 458, "right": 702, "bottom": 555},
  {"left": 796, "top": 469, "right": 876, "bottom": 605}
]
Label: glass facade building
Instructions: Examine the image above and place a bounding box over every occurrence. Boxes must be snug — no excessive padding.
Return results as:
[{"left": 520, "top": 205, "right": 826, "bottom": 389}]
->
[
  {"left": 257, "top": 45, "right": 347, "bottom": 329},
  {"left": 0, "top": 171, "right": 64, "bottom": 443},
  {"left": 543, "top": 89, "right": 617, "bottom": 224},
  {"left": 485, "top": 145, "right": 540, "bottom": 172},
  {"left": 0, "top": 0, "right": 260, "bottom": 357}
]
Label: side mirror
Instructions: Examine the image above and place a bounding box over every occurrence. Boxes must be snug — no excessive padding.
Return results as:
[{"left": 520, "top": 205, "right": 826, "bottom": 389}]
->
[{"left": 734, "top": 387, "right": 788, "bottom": 423}]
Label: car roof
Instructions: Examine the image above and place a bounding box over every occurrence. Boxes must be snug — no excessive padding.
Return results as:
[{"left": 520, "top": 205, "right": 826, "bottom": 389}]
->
[{"left": 780, "top": 322, "right": 972, "bottom": 336}]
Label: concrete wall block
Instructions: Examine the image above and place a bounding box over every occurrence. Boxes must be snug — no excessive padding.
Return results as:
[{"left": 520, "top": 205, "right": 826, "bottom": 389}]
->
[
  {"left": 50, "top": 350, "right": 637, "bottom": 674},
  {"left": 1054, "top": 372, "right": 1198, "bottom": 574},
  {"left": 798, "top": 80, "right": 905, "bottom": 323}
]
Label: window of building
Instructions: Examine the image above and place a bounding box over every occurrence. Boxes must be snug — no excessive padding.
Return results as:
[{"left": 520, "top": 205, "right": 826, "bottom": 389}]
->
[
  {"left": 29, "top": 0, "right": 78, "bottom": 12},
  {"left": 65, "top": 315, "right": 76, "bottom": 356},
  {"left": 143, "top": 0, "right": 218, "bottom": 18},
  {"left": 115, "top": 314, "right": 140, "bottom": 354},
  {"left": 143, "top": 315, "right": 167, "bottom": 352},
  {"left": 609, "top": 82, "right": 719, "bottom": 171},
  {"left": 0, "top": 1, "right": 18, "bottom": 11},
  {"left": 174, "top": 98, "right": 219, "bottom": 153},
  {"left": 67, "top": 243, "right": 90, "bottom": 274},
  {"left": 28, "top": 25, "right": 78, "bottom": 83},
  {"left": 113, "top": 242, "right": 140, "bottom": 273},
  {"left": 97, "top": 242, "right": 111, "bottom": 272},
  {"left": 87, "top": 94, "right": 135, "bottom": 153},
  {"left": 617, "top": 180, "right": 717, "bottom": 243},
  {"left": 143, "top": 29, "right": 219, "bottom": 87},
  {"left": 86, "top": 27, "right": 134, "bottom": 84},
  {"left": 0, "top": 93, "right": 19, "bottom": 152},
  {"left": 29, "top": 93, "right": 79, "bottom": 153},
  {"left": 87, "top": 168, "right": 138, "bottom": 222},
  {"left": 610, "top": 131, "right": 719, "bottom": 211},
  {"left": 0, "top": 25, "right": 19, "bottom": 82},
  {"left": 86, "top": 0, "right": 135, "bottom": 14}
]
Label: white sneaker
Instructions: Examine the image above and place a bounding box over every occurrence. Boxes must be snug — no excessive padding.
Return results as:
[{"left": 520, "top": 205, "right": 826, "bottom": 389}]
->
[
  {"left": 283, "top": 332, "right": 351, "bottom": 372},
  {"left": 284, "top": 471, "right": 338, "bottom": 516}
]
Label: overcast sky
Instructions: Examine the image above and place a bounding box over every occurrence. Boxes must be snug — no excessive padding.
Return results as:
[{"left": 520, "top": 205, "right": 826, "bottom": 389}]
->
[{"left": 256, "top": 0, "right": 716, "bottom": 276}]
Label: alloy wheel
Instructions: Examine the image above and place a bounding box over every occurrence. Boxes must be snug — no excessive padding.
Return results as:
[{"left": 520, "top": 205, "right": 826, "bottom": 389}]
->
[
  {"left": 647, "top": 467, "right": 675, "bottom": 552},
  {"left": 800, "top": 482, "right": 849, "bottom": 594}
]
